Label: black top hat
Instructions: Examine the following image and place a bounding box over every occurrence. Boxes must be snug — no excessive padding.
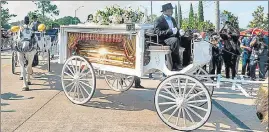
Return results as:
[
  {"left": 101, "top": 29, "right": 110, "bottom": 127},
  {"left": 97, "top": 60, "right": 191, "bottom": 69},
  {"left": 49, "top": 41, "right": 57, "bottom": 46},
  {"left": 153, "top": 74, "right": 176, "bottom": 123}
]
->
[
  {"left": 161, "top": 3, "right": 174, "bottom": 12},
  {"left": 24, "top": 16, "right": 30, "bottom": 25}
]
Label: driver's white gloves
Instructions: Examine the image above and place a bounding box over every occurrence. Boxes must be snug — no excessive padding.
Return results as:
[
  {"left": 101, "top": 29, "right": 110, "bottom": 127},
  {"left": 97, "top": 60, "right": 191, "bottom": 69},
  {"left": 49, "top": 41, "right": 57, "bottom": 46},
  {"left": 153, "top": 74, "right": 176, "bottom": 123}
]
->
[{"left": 172, "top": 27, "right": 178, "bottom": 34}]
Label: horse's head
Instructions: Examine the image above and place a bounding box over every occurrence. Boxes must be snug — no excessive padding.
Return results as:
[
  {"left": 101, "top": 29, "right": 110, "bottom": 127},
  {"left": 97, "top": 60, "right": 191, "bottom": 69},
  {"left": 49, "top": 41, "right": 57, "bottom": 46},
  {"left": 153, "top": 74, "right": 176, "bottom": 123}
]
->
[{"left": 16, "top": 27, "right": 36, "bottom": 52}]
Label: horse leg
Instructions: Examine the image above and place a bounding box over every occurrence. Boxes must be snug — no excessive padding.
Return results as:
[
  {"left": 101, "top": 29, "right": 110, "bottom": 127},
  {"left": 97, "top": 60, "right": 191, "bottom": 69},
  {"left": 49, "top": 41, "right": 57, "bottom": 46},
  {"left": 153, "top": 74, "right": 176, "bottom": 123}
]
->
[
  {"left": 26, "top": 51, "right": 37, "bottom": 85},
  {"left": 17, "top": 52, "right": 29, "bottom": 91},
  {"left": 18, "top": 52, "right": 24, "bottom": 80}
]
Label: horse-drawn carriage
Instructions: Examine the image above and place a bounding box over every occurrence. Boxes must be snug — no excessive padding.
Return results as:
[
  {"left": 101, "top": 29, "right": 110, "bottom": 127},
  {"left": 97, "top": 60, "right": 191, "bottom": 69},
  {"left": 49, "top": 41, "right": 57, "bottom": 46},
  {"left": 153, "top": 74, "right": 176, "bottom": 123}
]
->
[{"left": 58, "top": 23, "right": 217, "bottom": 131}]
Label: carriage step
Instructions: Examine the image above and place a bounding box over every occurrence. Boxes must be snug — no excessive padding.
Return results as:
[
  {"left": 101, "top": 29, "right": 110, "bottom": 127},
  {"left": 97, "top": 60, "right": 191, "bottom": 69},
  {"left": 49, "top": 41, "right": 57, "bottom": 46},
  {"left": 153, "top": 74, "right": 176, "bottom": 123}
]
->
[{"left": 148, "top": 46, "right": 170, "bottom": 51}]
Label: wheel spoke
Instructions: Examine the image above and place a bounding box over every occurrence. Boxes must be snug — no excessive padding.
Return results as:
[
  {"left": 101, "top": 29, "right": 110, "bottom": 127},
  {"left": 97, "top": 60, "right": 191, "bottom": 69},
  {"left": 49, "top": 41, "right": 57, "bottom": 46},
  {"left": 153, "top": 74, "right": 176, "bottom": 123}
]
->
[
  {"left": 186, "top": 106, "right": 203, "bottom": 120},
  {"left": 64, "top": 71, "right": 74, "bottom": 79},
  {"left": 182, "top": 107, "right": 186, "bottom": 127},
  {"left": 163, "top": 87, "right": 177, "bottom": 99},
  {"left": 79, "top": 80, "right": 92, "bottom": 89},
  {"left": 167, "top": 106, "right": 179, "bottom": 122},
  {"left": 183, "top": 79, "right": 189, "bottom": 98},
  {"left": 176, "top": 108, "right": 182, "bottom": 126},
  {"left": 75, "top": 57, "right": 78, "bottom": 73},
  {"left": 187, "top": 99, "right": 208, "bottom": 104},
  {"left": 186, "top": 91, "right": 204, "bottom": 101},
  {"left": 79, "top": 83, "right": 91, "bottom": 96},
  {"left": 177, "top": 78, "right": 181, "bottom": 96},
  {"left": 70, "top": 59, "right": 76, "bottom": 74},
  {"left": 63, "top": 78, "right": 73, "bottom": 81},
  {"left": 159, "top": 102, "right": 177, "bottom": 105},
  {"left": 73, "top": 83, "right": 78, "bottom": 99},
  {"left": 65, "top": 81, "right": 75, "bottom": 88},
  {"left": 68, "top": 82, "right": 76, "bottom": 95},
  {"left": 75, "top": 84, "right": 80, "bottom": 101},
  {"left": 79, "top": 59, "right": 82, "bottom": 73},
  {"left": 185, "top": 84, "right": 197, "bottom": 98},
  {"left": 184, "top": 107, "right": 194, "bottom": 123},
  {"left": 170, "top": 81, "right": 179, "bottom": 97},
  {"left": 161, "top": 105, "right": 177, "bottom": 114},
  {"left": 159, "top": 94, "right": 176, "bottom": 101},
  {"left": 78, "top": 84, "right": 85, "bottom": 99},
  {"left": 187, "top": 104, "right": 208, "bottom": 112},
  {"left": 66, "top": 65, "right": 75, "bottom": 76}
]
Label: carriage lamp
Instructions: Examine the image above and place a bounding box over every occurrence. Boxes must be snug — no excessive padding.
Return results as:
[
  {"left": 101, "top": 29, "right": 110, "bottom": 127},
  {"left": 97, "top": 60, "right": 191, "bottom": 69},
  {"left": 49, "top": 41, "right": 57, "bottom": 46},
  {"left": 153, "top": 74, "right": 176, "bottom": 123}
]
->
[{"left": 98, "top": 48, "right": 108, "bottom": 55}]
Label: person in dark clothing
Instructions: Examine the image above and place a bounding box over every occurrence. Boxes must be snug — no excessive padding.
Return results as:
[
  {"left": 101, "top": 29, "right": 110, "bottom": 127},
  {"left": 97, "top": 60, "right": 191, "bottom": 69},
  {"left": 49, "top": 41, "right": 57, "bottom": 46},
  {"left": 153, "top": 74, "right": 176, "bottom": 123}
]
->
[
  {"left": 153, "top": 3, "right": 184, "bottom": 70},
  {"left": 249, "top": 33, "right": 267, "bottom": 80},
  {"left": 220, "top": 28, "right": 241, "bottom": 79},
  {"left": 30, "top": 15, "right": 41, "bottom": 31},
  {"left": 240, "top": 33, "right": 252, "bottom": 77},
  {"left": 209, "top": 34, "right": 222, "bottom": 77},
  {"left": 133, "top": 76, "right": 144, "bottom": 88}
]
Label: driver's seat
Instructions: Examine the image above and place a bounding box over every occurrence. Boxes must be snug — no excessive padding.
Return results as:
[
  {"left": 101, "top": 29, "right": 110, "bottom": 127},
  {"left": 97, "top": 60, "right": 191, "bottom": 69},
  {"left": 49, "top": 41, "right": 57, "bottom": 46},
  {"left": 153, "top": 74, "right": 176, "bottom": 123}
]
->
[{"left": 145, "top": 30, "right": 173, "bottom": 71}]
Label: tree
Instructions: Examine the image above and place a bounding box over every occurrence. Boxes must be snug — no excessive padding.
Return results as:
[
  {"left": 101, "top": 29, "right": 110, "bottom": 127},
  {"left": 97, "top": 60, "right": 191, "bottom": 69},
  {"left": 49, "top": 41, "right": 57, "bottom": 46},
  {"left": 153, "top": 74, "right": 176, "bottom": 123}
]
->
[
  {"left": 55, "top": 16, "right": 81, "bottom": 25},
  {"left": 179, "top": 4, "right": 182, "bottom": 28},
  {"left": 221, "top": 10, "right": 239, "bottom": 29},
  {"left": 248, "top": 6, "right": 268, "bottom": 30},
  {"left": 198, "top": 1, "right": 204, "bottom": 22},
  {"left": 188, "top": 3, "right": 194, "bottom": 29},
  {"left": 193, "top": 13, "right": 199, "bottom": 30},
  {"left": 1, "top": 1, "right": 17, "bottom": 27},
  {"left": 149, "top": 14, "right": 157, "bottom": 23},
  {"left": 33, "top": 1, "right": 59, "bottom": 18},
  {"left": 181, "top": 18, "right": 189, "bottom": 30}
]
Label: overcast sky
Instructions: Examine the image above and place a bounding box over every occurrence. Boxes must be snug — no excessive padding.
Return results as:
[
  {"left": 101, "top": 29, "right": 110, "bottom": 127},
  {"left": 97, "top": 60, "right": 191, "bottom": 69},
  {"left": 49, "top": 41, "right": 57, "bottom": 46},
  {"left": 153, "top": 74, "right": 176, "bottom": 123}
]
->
[{"left": 4, "top": 1, "right": 268, "bottom": 28}]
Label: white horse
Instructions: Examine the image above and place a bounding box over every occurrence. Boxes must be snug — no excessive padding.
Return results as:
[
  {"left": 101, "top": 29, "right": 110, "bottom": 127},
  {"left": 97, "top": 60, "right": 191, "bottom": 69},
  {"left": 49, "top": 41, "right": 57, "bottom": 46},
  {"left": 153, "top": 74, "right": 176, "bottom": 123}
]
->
[{"left": 13, "top": 25, "right": 38, "bottom": 91}]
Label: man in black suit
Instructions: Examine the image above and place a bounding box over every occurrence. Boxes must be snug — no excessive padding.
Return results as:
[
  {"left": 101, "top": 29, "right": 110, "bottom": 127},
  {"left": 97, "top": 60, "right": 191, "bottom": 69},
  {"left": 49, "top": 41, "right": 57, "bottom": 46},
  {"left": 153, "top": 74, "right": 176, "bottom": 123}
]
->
[{"left": 153, "top": 3, "right": 183, "bottom": 70}]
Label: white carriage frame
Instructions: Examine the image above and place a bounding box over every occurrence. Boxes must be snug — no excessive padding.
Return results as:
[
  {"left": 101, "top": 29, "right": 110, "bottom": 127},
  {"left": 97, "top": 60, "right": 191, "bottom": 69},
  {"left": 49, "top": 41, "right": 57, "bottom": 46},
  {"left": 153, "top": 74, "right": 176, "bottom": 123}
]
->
[{"left": 58, "top": 24, "right": 267, "bottom": 131}]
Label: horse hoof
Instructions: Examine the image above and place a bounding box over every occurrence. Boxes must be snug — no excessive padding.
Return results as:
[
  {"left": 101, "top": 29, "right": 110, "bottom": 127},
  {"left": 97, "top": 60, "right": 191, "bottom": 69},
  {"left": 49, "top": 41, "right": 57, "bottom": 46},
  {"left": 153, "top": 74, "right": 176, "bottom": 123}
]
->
[
  {"left": 22, "top": 87, "right": 29, "bottom": 91},
  {"left": 19, "top": 77, "right": 23, "bottom": 80},
  {"left": 28, "top": 82, "right": 31, "bottom": 85}
]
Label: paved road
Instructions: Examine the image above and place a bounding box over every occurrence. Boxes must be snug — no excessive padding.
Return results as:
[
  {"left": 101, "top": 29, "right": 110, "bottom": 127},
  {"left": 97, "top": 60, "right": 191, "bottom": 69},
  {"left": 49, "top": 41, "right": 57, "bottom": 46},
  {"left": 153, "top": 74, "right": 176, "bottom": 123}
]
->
[{"left": 1, "top": 50, "right": 266, "bottom": 132}]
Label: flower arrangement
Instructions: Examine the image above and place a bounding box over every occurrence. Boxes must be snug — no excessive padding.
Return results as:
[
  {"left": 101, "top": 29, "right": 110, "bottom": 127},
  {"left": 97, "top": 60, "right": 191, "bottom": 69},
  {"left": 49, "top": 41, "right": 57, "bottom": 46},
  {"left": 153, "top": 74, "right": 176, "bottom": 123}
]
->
[{"left": 92, "top": 5, "right": 145, "bottom": 25}]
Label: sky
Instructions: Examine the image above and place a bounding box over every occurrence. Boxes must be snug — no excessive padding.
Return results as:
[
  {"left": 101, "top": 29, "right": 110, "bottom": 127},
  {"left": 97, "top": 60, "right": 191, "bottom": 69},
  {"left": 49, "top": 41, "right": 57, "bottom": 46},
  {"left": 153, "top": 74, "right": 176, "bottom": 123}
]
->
[{"left": 4, "top": 1, "right": 268, "bottom": 29}]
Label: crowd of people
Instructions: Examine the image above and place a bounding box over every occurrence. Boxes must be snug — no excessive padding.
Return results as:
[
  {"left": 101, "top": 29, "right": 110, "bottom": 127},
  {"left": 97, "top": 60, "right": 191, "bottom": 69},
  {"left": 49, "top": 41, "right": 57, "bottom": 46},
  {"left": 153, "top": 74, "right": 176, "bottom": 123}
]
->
[{"left": 206, "top": 30, "right": 268, "bottom": 81}]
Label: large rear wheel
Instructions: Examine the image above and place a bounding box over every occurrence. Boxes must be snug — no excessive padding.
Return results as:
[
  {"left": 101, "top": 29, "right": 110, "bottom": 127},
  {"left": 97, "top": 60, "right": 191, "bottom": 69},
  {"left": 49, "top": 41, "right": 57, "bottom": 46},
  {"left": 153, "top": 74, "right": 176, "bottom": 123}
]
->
[
  {"left": 61, "top": 56, "right": 96, "bottom": 105},
  {"left": 155, "top": 74, "right": 212, "bottom": 131}
]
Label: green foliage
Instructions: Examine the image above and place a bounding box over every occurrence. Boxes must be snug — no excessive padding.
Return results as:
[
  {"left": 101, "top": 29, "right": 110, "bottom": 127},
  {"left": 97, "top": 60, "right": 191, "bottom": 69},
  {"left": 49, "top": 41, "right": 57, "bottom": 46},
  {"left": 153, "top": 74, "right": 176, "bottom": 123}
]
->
[
  {"left": 221, "top": 10, "right": 239, "bottom": 29},
  {"left": 188, "top": 3, "right": 194, "bottom": 29},
  {"left": 1, "top": 1, "right": 17, "bottom": 27},
  {"left": 33, "top": 1, "right": 59, "bottom": 18},
  {"left": 181, "top": 18, "right": 189, "bottom": 30},
  {"left": 55, "top": 16, "right": 81, "bottom": 25},
  {"left": 248, "top": 6, "right": 268, "bottom": 30},
  {"left": 149, "top": 14, "right": 157, "bottom": 23},
  {"left": 198, "top": 1, "right": 204, "bottom": 22}
]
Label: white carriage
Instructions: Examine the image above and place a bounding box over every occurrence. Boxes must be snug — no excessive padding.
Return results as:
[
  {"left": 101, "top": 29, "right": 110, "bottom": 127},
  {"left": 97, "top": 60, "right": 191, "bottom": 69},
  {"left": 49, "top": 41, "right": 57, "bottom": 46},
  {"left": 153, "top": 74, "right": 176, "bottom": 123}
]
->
[{"left": 58, "top": 23, "right": 219, "bottom": 131}]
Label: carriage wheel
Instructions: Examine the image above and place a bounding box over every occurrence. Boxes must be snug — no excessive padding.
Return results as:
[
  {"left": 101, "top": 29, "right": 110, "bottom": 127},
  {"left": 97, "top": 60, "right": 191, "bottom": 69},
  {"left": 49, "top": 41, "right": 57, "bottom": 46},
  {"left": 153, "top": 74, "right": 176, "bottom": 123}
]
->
[
  {"left": 61, "top": 56, "right": 96, "bottom": 105},
  {"left": 47, "top": 50, "right": 51, "bottom": 72},
  {"left": 155, "top": 74, "right": 212, "bottom": 131},
  {"left": 12, "top": 51, "right": 18, "bottom": 74},
  {"left": 104, "top": 72, "right": 134, "bottom": 92}
]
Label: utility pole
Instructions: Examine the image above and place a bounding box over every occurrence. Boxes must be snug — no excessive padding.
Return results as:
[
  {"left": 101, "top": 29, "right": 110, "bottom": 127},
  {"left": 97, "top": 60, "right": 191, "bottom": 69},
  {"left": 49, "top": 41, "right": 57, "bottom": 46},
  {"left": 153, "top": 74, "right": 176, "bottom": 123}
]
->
[
  {"left": 74, "top": 6, "right": 84, "bottom": 24},
  {"left": 215, "top": 1, "right": 220, "bottom": 32},
  {"left": 150, "top": 1, "right": 153, "bottom": 22},
  {"left": 178, "top": 1, "right": 180, "bottom": 28}
]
